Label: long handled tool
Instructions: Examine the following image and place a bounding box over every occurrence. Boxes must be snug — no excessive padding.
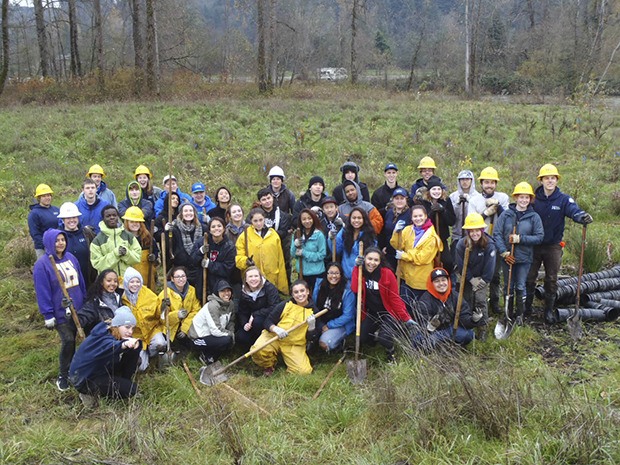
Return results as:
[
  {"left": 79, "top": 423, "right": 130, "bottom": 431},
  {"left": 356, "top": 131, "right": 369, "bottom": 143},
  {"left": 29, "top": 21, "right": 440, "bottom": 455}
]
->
[
  {"left": 167, "top": 157, "right": 174, "bottom": 260},
  {"left": 495, "top": 227, "right": 517, "bottom": 340},
  {"left": 200, "top": 308, "right": 328, "bottom": 386},
  {"left": 147, "top": 219, "right": 155, "bottom": 291},
  {"left": 49, "top": 255, "right": 85, "bottom": 340},
  {"left": 295, "top": 228, "right": 304, "bottom": 280},
  {"left": 160, "top": 234, "right": 177, "bottom": 366},
  {"left": 331, "top": 233, "right": 337, "bottom": 263},
  {"left": 312, "top": 353, "right": 346, "bottom": 400},
  {"left": 202, "top": 232, "right": 209, "bottom": 304},
  {"left": 396, "top": 230, "right": 403, "bottom": 288},
  {"left": 568, "top": 225, "right": 587, "bottom": 341},
  {"left": 347, "top": 242, "right": 367, "bottom": 384},
  {"left": 452, "top": 245, "right": 471, "bottom": 341}
]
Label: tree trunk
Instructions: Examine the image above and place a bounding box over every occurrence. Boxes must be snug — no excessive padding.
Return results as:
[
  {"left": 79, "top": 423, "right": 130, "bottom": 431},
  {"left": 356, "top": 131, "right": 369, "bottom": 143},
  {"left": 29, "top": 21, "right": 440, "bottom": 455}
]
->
[
  {"left": 33, "top": 0, "right": 49, "bottom": 77},
  {"left": 93, "top": 0, "right": 104, "bottom": 91},
  {"left": 145, "top": 0, "right": 160, "bottom": 95},
  {"left": 0, "top": 0, "right": 9, "bottom": 96},
  {"left": 350, "top": 0, "right": 358, "bottom": 84},
  {"left": 68, "top": 0, "right": 82, "bottom": 77},
  {"left": 257, "top": 0, "right": 268, "bottom": 92},
  {"left": 131, "top": 0, "right": 145, "bottom": 93},
  {"left": 267, "top": 0, "right": 276, "bottom": 90},
  {"left": 407, "top": 28, "right": 425, "bottom": 91}
]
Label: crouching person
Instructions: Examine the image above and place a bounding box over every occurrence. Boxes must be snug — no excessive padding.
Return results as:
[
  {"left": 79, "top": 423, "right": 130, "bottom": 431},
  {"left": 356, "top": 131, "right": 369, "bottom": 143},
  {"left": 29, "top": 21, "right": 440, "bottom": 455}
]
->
[
  {"left": 69, "top": 307, "right": 141, "bottom": 408},
  {"left": 189, "top": 280, "right": 236, "bottom": 365},
  {"left": 412, "top": 268, "right": 483, "bottom": 351},
  {"left": 251, "top": 280, "right": 318, "bottom": 376}
]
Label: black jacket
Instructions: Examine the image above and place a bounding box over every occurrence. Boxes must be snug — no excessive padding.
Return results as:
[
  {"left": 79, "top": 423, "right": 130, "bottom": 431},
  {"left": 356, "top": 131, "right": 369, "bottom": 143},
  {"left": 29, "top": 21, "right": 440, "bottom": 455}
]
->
[{"left": 236, "top": 280, "right": 281, "bottom": 328}]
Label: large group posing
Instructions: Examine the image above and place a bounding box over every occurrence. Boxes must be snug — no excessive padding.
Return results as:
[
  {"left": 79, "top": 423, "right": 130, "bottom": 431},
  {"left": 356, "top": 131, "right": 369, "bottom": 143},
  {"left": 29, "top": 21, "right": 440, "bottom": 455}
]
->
[{"left": 29, "top": 158, "right": 592, "bottom": 407}]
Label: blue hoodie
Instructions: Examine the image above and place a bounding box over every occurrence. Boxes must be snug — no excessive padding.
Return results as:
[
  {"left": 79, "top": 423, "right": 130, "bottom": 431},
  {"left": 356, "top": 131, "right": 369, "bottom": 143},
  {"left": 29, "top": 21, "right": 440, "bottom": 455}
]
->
[
  {"left": 75, "top": 196, "right": 109, "bottom": 233},
  {"left": 27, "top": 203, "right": 60, "bottom": 250},
  {"left": 154, "top": 189, "right": 193, "bottom": 217},
  {"left": 33, "top": 229, "right": 86, "bottom": 323}
]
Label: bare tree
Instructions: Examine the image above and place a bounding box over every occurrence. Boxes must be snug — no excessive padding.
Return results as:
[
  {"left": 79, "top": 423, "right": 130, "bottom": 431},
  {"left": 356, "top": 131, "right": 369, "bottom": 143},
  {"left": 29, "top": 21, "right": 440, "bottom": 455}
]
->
[
  {"left": 68, "top": 0, "right": 82, "bottom": 77},
  {"left": 33, "top": 0, "right": 49, "bottom": 77},
  {"left": 257, "top": 0, "right": 268, "bottom": 92},
  {"left": 0, "top": 0, "right": 9, "bottom": 96},
  {"left": 350, "top": 0, "right": 359, "bottom": 84},
  {"left": 93, "top": 0, "right": 104, "bottom": 90},
  {"left": 130, "top": 0, "right": 145, "bottom": 91},
  {"left": 145, "top": 0, "right": 160, "bottom": 95}
]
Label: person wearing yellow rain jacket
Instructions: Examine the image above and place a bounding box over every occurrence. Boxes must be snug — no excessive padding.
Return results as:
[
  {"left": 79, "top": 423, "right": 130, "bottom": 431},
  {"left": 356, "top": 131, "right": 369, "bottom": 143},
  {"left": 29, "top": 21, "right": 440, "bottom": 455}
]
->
[
  {"left": 251, "top": 280, "right": 318, "bottom": 376},
  {"left": 391, "top": 204, "right": 443, "bottom": 309},
  {"left": 121, "top": 267, "right": 166, "bottom": 370},
  {"left": 90, "top": 205, "right": 141, "bottom": 283},
  {"left": 157, "top": 266, "right": 200, "bottom": 348},
  {"left": 122, "top": 206, "right": 159, "bottom": 291},
  {"left": 235, "top": 208, "right": 288, "bottom": 295}
]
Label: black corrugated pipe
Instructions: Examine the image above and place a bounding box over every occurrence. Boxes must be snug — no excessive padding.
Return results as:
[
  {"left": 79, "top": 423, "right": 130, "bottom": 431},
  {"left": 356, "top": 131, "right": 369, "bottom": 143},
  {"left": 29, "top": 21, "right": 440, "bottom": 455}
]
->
[
  {"left": 554, "top": 278, "right": 620, "bottom": 305},
  {"left": 598, "top": 299, "right": 620, "bottom": 310},
  {"left": 557, "top": 306, "right": 620, "bottom": 322},
  {"left": 581, "top": 290, "right": 620, "bottom": 303},
  {"left": 535, "top": 265, "right": 620, "bottom": 299},
  {"left": 583, "top": 301, "right": 620, "bottom": 321}
]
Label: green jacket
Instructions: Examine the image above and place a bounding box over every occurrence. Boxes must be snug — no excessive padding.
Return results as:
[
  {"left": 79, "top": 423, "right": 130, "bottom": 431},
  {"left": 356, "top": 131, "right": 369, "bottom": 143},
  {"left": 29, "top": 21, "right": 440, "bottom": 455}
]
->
[{"left": 90, "top": 221, "right": 141, "bottom": 278}]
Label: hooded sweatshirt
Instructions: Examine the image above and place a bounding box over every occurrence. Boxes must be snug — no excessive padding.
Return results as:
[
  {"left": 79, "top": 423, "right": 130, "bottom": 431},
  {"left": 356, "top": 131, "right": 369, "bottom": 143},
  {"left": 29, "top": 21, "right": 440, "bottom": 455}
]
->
[
  {"left": 189, "top": 293, "right": 235, "bottom": 339},
  {"left": 337, "top": 180, "right": 384, "bottom": 234},
  {"left": 118, "top": 181, "right": 155, "bottom": 223},
  {"left": 75, "top": 196, "right": 109, "bottom": 234},
  {"left": 90, "top": 221, "right": 142, "bottom": 277},
  {"left": 33, "top": 229, "right": 86, "bottom": 323},
  {"left": 28, "top": 203, "right": 60, "bottom": 250},
  {"left": 77, "top": 180, "right": 117, "bottom": 209},
  {"left": 417, "top": 272, "right": 478, "bottom": 330},
  {"left": 121, "top": 267, "right": 163, "bottom": 348},
  {"left": 449, "top": 172, "right": 486, "bottom": 241},
  {"left": 332, "top": 162, "right": 370, "bottom": 205}
]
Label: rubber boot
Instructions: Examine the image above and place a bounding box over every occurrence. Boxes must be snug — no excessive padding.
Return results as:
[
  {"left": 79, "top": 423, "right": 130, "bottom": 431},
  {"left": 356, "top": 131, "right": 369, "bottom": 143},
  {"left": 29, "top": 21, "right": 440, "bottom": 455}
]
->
[
  {"left": 544, "top": 294, "right": 558, "bottom": 324},
  {"left": 524, "top": 285, "right": 535, "bottom": 318},
  {"left": 515, "top": 290, "right": 525, "bottom": 326}
]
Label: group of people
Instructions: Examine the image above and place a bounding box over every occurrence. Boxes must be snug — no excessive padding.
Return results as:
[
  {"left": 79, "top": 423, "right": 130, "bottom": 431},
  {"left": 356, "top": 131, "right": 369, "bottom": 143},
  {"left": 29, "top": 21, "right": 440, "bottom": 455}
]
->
[{"left": 29, "top": 158, "right": 592, "bottom": 406}]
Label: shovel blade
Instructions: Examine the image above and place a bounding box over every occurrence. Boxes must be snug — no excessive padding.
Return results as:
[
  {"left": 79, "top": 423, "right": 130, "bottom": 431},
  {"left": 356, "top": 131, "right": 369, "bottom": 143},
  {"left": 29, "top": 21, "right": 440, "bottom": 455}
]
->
[
  {"left": 494, "top": 318, "right": 515, "bottom": 340},
  {"left": 567, "top": 311, "right": 583, "bottom": 341},
  {"left": 346, "top": 359, "right": 367, "bottom": 385},
  {"left": 199, "top": 362, "right": 229, "bottom": 386},
  {"left": 158, "top": 351, "right": 181, "bottom": 369}
]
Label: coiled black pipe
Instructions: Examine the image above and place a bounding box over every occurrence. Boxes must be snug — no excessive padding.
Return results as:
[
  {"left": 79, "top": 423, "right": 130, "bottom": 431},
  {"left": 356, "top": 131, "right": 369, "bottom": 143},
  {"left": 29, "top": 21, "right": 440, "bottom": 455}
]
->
[
  {"left": 535, "top": 265, "right": 620, "bottom": 299},
  {"left": 554, "top": 278, "right": 620, "bottom": 305},
  {"left": 597, "top": 299, "right": 620, "bottom": 310},
  {"left": 557, "top": 306, "right": 620, "bottom": 322},
  {"left": 581, "top": 290, "right": 620, "bottom": 303}
]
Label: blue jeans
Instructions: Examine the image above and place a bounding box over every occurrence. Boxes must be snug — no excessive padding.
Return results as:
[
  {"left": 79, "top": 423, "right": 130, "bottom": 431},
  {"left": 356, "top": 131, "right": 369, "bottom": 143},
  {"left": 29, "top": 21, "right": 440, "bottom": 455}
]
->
[
  {"left": 411, "top": 326, "right": 474, "bottom": 351},
  {"left": 503, "top": 262, "right": 530, "bottom": 293},
  {"left": 319, "top": 326, "right": 348, "bottom": 351}
]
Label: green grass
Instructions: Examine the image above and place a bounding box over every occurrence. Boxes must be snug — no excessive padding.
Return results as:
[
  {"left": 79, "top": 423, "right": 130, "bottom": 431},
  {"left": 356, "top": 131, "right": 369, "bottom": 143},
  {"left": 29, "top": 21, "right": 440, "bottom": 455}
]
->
[{"left": 1, "top": 90, "right": 620, "bottom": 464}]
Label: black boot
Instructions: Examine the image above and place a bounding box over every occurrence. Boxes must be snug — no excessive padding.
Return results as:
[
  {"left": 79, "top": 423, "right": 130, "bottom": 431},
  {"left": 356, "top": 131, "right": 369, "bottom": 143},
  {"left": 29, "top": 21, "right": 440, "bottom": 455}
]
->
[
  {"left": 524, "top": 285, "right": 535, "bottom": 318},
  {"left": 544, "top": 294, "right": 558, "bottom": 324},
  {"left": 515, "top": 291, "right": 525, "bottom": 326}
]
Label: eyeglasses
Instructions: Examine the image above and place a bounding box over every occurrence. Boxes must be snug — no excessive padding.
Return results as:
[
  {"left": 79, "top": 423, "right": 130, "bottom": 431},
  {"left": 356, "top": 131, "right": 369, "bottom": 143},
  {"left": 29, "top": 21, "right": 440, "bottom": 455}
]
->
[{"left": 173, "top": 275, "right": 186, "bottom": 279}]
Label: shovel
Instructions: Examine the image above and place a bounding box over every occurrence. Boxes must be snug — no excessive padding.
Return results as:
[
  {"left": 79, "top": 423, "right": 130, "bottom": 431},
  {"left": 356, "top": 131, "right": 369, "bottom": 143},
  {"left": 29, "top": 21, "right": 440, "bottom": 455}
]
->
[
  {"left": 452, "top": 245, "right": 471, "bottom": 341},
  {"left": 495, "top": 228, "right": 516, "bottom": 340},
  {"left": 347, "top": 242, "right": 367, "bottom": 384},
  {"left": 159, "top": 234, "right": 179, "bottom": 367},
  {"left": 567, "top": 224, "right": 587, "bottom": 341},
  {"left": 200, "top": 308, "right": 328, "bottom": 386}
]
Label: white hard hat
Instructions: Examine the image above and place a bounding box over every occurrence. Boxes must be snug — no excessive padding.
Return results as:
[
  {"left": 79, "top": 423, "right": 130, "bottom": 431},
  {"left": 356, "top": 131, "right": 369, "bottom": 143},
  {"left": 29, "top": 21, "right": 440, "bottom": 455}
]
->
[
  {"left": 268, "top": 166, "right": 285, "bottom": 179},
  {"left": 58, "top": 202, "right": 82, "bottom": 219}
]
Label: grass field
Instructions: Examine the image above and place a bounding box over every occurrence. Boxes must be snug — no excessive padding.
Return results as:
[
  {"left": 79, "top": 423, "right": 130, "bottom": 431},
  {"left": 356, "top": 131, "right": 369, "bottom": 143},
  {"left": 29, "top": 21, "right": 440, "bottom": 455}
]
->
[{"left": 1, "top": 89, "right": 619, "bottom": 464}]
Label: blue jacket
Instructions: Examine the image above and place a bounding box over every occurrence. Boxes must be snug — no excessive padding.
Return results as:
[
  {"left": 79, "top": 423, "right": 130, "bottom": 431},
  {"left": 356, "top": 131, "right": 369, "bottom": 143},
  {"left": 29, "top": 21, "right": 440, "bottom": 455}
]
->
[
  {"left": 455, "top": 234, "right": 497, "bottom": 283},
  {"left": 33, "top": 229, "right": 86, "bottom": 323},
  {"left": 75, "top": 196, "right": 109, "bottom": 233},
  {"left": 28, "top": 203, "right": 60, "bottom": 250},
  {"left": 190, "top": 197, "right": 217, "bottom": 227},
  {"left": 312, "top": 279, "right": 356, "bottom": 335},
  {"left": 290, "top": 229, "right": 327, "bottom": 277},
  {"left": 61, "top": 224, "right": 91, "bottom": 284},
  {"left": 493, "top": 204, "right": 544, "bottom": 264},
  {"left": 69, "top": 321, "right": 131, "bottom": 389},
  {"left": 154, "top": 189, "right": 193, "bottom": 216},
  {"left": 533, "top": 185, "right": 586, "bottom": 245},
  {"left": 328, "top": 229, "right": 377, "bottom": 280}
]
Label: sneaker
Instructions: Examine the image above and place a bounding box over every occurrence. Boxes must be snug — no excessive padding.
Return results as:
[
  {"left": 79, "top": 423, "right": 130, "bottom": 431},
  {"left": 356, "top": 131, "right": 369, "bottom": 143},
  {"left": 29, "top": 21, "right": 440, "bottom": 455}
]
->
[
  {"left": 386, "top": 351, "right": 397, "bottom": 365},
  {"left": 56, "top": 376, "right": 70, "bottom": 392},
  {"left": 199, "top": 354, "right": 215, "bottom": 365},
  {"left": 263, "top": 367, "right": 275, "bottom": 377},
  {"left": 79, "top": 392, "right": 99, "bottom": 409}
]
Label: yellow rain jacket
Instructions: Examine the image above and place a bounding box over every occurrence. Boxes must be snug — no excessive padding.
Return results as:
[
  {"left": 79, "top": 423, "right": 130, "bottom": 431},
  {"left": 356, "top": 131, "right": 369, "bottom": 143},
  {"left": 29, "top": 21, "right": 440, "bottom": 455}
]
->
[
  {"left": 390, "top": 224, "right": 442, "bottom": 290},
  {"left": 157, "top": 284, "right": 200, "bottom": 342},
  {"left": 122, "top": 286, "right": 164, "bottom": 350}
]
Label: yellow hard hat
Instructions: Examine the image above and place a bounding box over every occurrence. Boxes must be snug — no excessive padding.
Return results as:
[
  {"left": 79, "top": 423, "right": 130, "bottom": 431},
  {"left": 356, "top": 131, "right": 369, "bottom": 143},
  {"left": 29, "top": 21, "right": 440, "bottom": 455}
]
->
[
  {"left": 462, "top": 212, "right": 486, "bottom": 230},
  {"left": 417, "top": 156, "right": 437, "bottom": 170},
  {"left": 122, "top": 206, "right": 145, "bottom": 222},
  {"left": 134, "top": 165, "right": 153, "bottom": 178},
  {"left": 537, "top": 163, "right": 561, "bottom": 180},
  {"left": 512, "top": 182, "right": 535, "bottom": 197},
  {"left": 35, "top": 183, "right": 53, "bottom": 197},
  {"left": 87, "top": 164, "right": 106, "bottom": 178},
  {"left": 478, "top": 166, "right": 499, "bottom": 182}
]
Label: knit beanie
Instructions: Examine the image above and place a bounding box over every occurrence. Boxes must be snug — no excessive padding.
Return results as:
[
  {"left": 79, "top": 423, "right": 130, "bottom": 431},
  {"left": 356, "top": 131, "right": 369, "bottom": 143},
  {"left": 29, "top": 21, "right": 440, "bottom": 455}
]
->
[{"left": 111, "top": 306, "right": 137, "bottom": 327}]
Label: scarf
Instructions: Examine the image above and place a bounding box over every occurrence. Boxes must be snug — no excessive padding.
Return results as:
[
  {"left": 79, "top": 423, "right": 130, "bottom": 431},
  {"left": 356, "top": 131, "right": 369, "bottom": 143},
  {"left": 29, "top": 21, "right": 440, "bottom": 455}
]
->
[
  {"left": 226, "top": 222, "right": 246, "bottom": 237},
  {"left": 177, "top": 220, "right": 202, "bottom": 256},
  {"left": 123, "top": 287, "right": 139, "bottom": 306},
  {"left": 413, "top": 218, "right": 433, "bottom": 246},
  {"left": 101, "top": 291, "right": 120, "bottom": 311}
]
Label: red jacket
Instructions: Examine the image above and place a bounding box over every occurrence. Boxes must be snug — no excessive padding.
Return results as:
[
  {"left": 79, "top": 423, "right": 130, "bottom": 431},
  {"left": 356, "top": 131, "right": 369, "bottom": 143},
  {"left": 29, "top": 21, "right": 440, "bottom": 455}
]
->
[{"left": 351, "top": 266, "right": 409, "bottom": 322}]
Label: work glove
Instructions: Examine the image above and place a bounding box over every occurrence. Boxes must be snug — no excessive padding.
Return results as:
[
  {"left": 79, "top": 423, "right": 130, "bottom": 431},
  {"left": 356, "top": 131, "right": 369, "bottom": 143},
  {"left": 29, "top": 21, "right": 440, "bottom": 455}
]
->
[
  {"left": 66, "top": 307, "right": 72, "bottom": 317},
  {"left": 201, "top": 258, "right": 210, "bottom": 269},
  {"left": 147, "top": 253, "right": 157, "bottom": 263},
  {"left": 458, "top": 194, "right": 469, "bottom": 204},
  {"left": 118, "top": 246, "right": 127, "bottom": 256},
  {"left": 199, "top": 244, "right": 210, "bottom": 255},
  {"left": 272, "top": 326, "right": 288, "bottom": 339},
  {"left": 306, "top": 314, "right": 316, "bottom": 332},
  {"left": 470, "top": 277, "right": 486, "bottom": 292},
  {"left": 328, "top": 229, "right": 338, "bottom": 241},
  {"left": 295, "top": 248, "right": 303, "bottom": 257},
  {"left": 44, "top": 317, "right": 56, "bottom": 330},
  {"left": 394, "top": 220, "right": 406, "bottom": 233},
  {"left": 501, "top": 252, "right": 516, "bottom": 265},
  {"left": 485, "top": 198, "right": 499, "bottom": 207},
  {"left": 61, "top": 297, "right": 72, "bottom": 309},
  {"left": 164, "top": 222, "right": 173, "bottom": 232},
  {"left": 577, "top": 212, "right": 593, "bottom": 225},
  {"left": 294, "top": 238, "right": 302, "bottom": 248},
  {"left": 333, "top": 217, "right": 344, "bottom": 228},
  {"left": 246, "top": 256, "right": 255, "bottom": 267},
  {"left": 161, "top": 298, "right": 171, "bottom": 309},
  {"left": 405, "top": 319, "right": 419, "bottom": 330},
  {"left": 311, "top": 206, "right": 321, "bottom": 215},
  {"left": 430, "top": 202, "right": 444, "bottom": 213},
  {"left": 483, "top": 204, "right": 498, "bottom": 217},
  {"left": 395, "top": 250, "right": 404, "bottom": 260},
  {"left": 414, "top": 187, "right": 426, "bottom": 203},
  {"left": 354, "top": 256, "right": 364, "bottom": 267},
  {"left": 83, "top": 225, "right": 96, "bottom": 242},
  {"left": 509, "top": 234, "right": 520, "bottom": 244},
  {"left": 178, "top": 309, "right": 188, "bottom": 319},
  {"left": 472, "top": 310, "right": 484, "bottom": 323},
  {"left": 426, "top": 314, "right": 441, "bottom": 332},
  {"left": 176, "top": 331, "right": 187, "bottom": 339}
]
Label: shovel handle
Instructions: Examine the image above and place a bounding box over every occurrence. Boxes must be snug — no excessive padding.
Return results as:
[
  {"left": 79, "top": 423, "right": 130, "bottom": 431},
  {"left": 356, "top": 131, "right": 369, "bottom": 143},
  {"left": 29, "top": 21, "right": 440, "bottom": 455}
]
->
[
  {"left": 452, "top": 245, "right": 471, "bottom": 340},
  {"left": 212, "top": 308, "right": 328, "bottom": 376},
  {"left": 48, "top": 255, "right": 85, "bottom": 340}
]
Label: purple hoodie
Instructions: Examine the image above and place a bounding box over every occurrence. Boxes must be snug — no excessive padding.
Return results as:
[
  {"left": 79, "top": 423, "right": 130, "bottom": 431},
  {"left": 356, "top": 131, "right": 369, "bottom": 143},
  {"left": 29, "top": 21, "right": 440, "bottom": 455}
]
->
[{"left": 33, "top": 229, "right": 86, "bottom": 322}]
